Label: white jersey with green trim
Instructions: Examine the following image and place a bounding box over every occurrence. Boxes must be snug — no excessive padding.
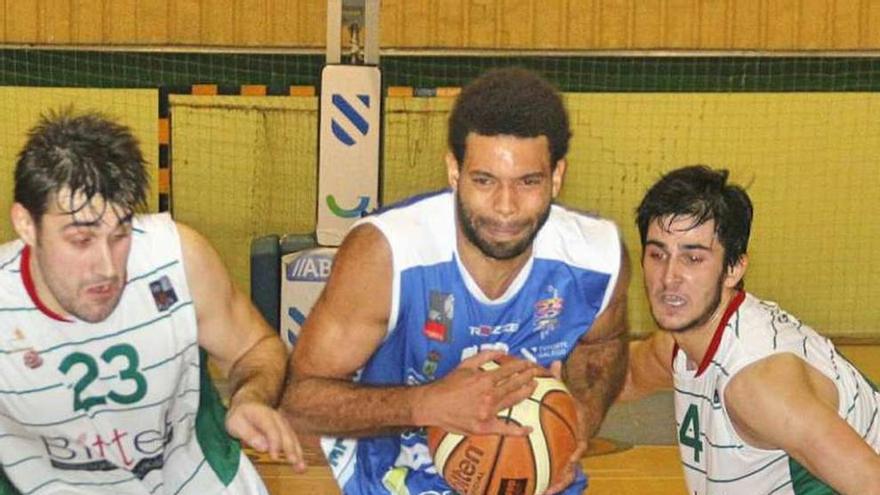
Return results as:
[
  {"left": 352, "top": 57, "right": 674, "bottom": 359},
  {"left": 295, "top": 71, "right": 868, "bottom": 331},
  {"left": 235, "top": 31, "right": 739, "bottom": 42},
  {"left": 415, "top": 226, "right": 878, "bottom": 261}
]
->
[
  {"left": 673, "top": 291, "right": 880, "bottom": 495},
  {"left": 0, "top": 213, "right": 265, "bottom": 495}
]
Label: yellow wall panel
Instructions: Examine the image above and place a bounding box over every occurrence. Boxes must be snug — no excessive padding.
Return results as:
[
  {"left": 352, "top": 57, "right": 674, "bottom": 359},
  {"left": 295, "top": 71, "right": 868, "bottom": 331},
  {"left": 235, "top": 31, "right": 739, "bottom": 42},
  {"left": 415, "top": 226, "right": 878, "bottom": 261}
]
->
[
  {"left": 0, "top": 88, "right": 159, "bottom": 243},
  {"left": 798, "top": 0, "right": 830, "bottom": 48},
  {"left": 830, "top": 0, "right": 860, "bottom": 48},
  {"left": 202, "top": 0, "right": 235, "bottom": 45},
  {"left": 268, "top": 0, "right": 300, "bottom": 46},
  {"left": 664, "top": 0, "right": 698, "bottom": 48},
  {"left": 170, "top": 96, "right": 318, "bottom": 293},
  {"left": 6, "top": 2, "right": 38, "bottom": 42},
  {"left": 40, "top": 0, "right": 72, "bottom": 43},
  {"left": 380, "top": 0, "right": 403, "bottom": 46},
  {"left": 4, "top": 0, "right": 880, "bottom": 49},
  {"left": 866, "top": 0, "right": 880, "bottom": 46},
  {"left": 765, "top": 0, "right": 799, "bottom": 49},
  {"left": 170, "top": 0, "right": 203, "bottom": 45},
  {"left": 696, "top": 0, "right": 729, "bottom": 48},
  {"left": 236, "top": 0, "right": 268, "bottom": 45},
  {"left": 382, "top": 97, "right": 453, "bottom": 204},
  {"left": 434, "top": 0, "right": 465, "bottom": 46},
  {"left": 633, "top": 1, "right": 664, "bottom": 48},
  {"left": 107, "top": 0, "right": 137, "bottom": 44},
  {"left": 136, "top": 0, "right": 169, "bottom": 43},
  {"left": 298, "top": 0, "right": 326, "bottom": 47},
  {"left": 466, "top": 0, "right": 497, "bottom": 47},
  {"left": 597, "top": 0, "right": 631, "bottom": 48},
  {"left": 499, "top": 0, "right": 531, "bottom": 47},
  {"left": 566, "top": 0, "right": 597, "bottom": 48},
  {"left": 403, "top": 0, "right": 434, "bottom": 47},
  {"left": 534, "top": 0, "right": 567, "bottom": 49},
  {"left": 730, "top": 0, "right": 763, "bottom": 48}
]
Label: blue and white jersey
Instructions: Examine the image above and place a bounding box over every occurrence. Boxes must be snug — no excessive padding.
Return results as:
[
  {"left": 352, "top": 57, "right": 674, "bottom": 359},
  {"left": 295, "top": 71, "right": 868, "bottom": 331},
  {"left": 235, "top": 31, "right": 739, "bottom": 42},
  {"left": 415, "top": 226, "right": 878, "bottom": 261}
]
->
[{"left": 323, "top": 190, "right": 622, "bottom": 495}]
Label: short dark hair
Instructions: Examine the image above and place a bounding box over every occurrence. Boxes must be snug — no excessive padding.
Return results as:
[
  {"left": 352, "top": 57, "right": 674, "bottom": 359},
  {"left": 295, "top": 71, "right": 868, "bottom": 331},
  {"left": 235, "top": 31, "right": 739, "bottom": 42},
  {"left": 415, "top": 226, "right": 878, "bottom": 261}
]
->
[
  {"left": 14, "top": 108, "right": 149, "bottom": 223},
  {"left": 448, "top": 67, "right": 571, "bottom": 167},
  {"left": 636, "top": 165, "right": 753, "bottom": 271}
]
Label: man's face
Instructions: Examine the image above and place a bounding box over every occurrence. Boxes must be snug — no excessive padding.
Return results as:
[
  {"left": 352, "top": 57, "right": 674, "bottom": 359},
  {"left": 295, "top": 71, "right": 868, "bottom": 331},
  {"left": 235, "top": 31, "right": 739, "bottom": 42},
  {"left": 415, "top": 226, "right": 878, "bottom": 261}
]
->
[
  {"left": 642, "top": 215, "right": 743, "bottom": 334},
  {"left": 15, "top": 191, "right": 133, "bottom": 323},
  {"left": 447, "top": 133, "right": 565, "bottom": 261}
]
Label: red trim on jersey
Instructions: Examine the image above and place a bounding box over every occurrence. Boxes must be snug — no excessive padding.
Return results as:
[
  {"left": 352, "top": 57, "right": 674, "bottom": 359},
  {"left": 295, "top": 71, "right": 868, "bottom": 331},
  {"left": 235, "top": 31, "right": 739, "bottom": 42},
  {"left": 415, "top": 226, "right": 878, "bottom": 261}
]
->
[
  {"left": 695, "top": 290, "right": 745, "bottom": 377},
  {"left": 20, "top": 246, "right": 72, "bottom": 322}
]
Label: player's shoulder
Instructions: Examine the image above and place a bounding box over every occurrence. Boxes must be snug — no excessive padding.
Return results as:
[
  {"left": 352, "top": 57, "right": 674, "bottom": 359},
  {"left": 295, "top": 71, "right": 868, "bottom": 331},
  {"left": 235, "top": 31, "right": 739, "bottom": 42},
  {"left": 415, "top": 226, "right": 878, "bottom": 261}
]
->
[
  {"left": 353, "top": 189, "right": 455, "bottom": 269},
  {"left": 0, "top": 239, "right": 26, "bottom": 304},
  {"left": 535, "top": 203, "right": 621, "bottom": 271},
  {"left": 547, "top": 203, "right": 620, "bottom": 240},
  {"left": 128, "top": 213, "right": 185, "bottom": 269},
  {"left": 726, "top": 293, "right": 818, "bottom": 358}
]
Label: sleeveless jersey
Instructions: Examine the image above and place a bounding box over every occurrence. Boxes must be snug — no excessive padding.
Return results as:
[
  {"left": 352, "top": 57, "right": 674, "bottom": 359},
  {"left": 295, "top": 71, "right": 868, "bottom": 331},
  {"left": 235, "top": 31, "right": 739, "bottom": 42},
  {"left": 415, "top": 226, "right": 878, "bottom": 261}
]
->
[
  {"left": 0, "top": 213, "right": 265, "bottom": 495},
  {"left": 323, "top": 190, "right": 622, "bottom": 495},
  {"left": 673, "top": 291, "right": 880, "bottom": 494}
]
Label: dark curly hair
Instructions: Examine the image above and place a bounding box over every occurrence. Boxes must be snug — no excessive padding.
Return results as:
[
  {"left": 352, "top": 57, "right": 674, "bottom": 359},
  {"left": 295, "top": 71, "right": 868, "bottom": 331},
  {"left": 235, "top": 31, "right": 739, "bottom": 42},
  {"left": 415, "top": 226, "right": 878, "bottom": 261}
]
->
[
  {"left": 14, "top": 108, "right": 149, "bottom": 224},
  {"left": 448, "top": 67, "right": 571, "bottom": 168},
  {"left": 636, "top": 165, "right": 753, "bottom": 273}
]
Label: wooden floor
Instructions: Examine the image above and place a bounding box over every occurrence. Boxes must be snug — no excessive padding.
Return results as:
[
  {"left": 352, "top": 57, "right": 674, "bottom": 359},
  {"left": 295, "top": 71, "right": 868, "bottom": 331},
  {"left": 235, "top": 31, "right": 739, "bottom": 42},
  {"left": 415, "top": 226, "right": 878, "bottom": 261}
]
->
[{"left": 248, "top": 438, "right": 686, "bottom": 494}]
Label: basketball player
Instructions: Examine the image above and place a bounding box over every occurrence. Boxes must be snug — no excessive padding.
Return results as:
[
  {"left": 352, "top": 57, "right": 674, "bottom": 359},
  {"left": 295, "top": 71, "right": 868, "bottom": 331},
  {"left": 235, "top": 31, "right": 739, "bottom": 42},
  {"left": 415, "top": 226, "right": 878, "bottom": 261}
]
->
[
  {"left": 621, "top": 165, "right": 880, "bottom": 494},
  {"left": 0, "top": 110, "right": 304, "bottom": 494},
  {"left": 281, "top": 67, "right": 630, "bottom": 495}
]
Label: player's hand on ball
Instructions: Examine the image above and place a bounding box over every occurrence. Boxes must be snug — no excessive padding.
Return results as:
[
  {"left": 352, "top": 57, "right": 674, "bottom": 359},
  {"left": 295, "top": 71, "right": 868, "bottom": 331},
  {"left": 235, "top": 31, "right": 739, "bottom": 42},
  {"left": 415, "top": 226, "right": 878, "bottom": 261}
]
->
[
  {"left": 225, "top": 400, "right": 307, "bottom": 473},
  {"left": 414, "top": 350, "right": 544, "bottom": 436},
  {"left": 542, "top": 361, "right": 588, "bottom": 495}
]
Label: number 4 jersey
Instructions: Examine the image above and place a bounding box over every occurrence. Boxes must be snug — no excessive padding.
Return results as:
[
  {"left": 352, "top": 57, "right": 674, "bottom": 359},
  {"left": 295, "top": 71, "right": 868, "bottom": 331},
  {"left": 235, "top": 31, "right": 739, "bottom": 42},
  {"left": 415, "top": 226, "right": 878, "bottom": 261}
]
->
[
  {"left": 673, "top": 291, "right": 880, "bottom": 494},
  {"left": 0, "top": 213, "right": 265, "bottom": 494}
]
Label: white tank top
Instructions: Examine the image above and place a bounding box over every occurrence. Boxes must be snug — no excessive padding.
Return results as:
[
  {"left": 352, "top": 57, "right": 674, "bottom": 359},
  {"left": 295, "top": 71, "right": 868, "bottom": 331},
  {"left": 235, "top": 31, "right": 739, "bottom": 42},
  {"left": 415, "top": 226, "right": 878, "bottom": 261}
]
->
[
  {"left": 673, "top": 292, "right": 880, "bottom": 494},
  {"left": 0, "top": 213, "right": 264, "bottom": 494}
]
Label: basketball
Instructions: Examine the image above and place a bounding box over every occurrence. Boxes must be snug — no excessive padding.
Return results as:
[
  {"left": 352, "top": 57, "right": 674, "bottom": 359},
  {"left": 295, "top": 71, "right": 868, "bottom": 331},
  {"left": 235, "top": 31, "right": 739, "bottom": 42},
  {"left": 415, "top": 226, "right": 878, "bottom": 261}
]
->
[{"left": 426, "top": 357, "right": 579, "bottom": 495}]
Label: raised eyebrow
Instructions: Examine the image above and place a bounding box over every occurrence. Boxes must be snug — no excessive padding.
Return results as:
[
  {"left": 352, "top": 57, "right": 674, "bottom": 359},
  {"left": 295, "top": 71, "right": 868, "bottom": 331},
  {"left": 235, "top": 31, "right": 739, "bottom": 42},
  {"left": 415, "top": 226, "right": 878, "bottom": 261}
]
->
[{"left": 644, "top": 240, "right": 667, "bottom": 250}]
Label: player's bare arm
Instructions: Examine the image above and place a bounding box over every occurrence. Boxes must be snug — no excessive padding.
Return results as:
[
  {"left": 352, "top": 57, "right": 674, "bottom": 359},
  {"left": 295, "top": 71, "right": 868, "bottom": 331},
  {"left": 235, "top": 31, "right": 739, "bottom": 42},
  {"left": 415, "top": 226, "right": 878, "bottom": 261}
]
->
[
  {"left": 281, "top": 224, "right": 543, "bottom": 438},
  {"left": 178, "top": 223, "right": 304, "bottom": 471},
  {"left": 564, "top": 243, "right": 631, "bottom": 438},
  {"left": 725, "top": 353, "right": 880, "bottom": 495},
  {"left": 543, "top": 244, "right": 631, "bottom": 495},
  {"left": 617, "top": 330, "right": 675, "bottom": 402}
]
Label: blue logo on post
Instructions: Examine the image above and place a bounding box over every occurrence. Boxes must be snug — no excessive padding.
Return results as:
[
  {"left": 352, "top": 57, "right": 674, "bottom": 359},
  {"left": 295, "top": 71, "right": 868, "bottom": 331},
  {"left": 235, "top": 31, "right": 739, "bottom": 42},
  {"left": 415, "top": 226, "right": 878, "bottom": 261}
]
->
[{"left": 331, "top": 94, "right": 370, "bottom": 146}]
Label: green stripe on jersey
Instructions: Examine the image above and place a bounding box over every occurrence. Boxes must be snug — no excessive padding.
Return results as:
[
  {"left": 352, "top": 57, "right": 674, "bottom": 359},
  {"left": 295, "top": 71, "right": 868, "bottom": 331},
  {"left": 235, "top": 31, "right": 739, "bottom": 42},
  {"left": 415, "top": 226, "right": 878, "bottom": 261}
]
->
[
  {"left": 0, "top": 467, "right": 22, "bottom": 495},
  {"left": 195, "top": 348, "right": 240, "bottom": 485},
  {"left": 789, "top": 457, "right": 835, "bottom": 494}
]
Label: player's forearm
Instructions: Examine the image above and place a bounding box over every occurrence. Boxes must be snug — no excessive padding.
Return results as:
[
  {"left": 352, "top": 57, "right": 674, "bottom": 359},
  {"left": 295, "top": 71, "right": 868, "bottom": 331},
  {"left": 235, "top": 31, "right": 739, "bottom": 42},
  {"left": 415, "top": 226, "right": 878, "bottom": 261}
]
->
[
  {"left": 566, "top": 336, "right": 628, "bottom": 437},
  {"left": 281, "top": 376, "right": 419, "bottom": 437},
  {"left": 226, "top": 334, "right": 289, "bottom": 408},
  {"left": 617, "top": 337, "right": 672, "bottom": 402}
]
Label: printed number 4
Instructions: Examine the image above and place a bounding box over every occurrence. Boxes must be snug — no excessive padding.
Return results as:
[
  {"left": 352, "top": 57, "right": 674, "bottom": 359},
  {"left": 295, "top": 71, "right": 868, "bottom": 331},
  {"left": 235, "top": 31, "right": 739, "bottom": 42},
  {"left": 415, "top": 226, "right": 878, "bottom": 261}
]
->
[
  {"left": 58, "top": 344, "right": 148, "bottom": 412},
  {"left": 679, "top": 403, "right": 704, "bottom": 463}
]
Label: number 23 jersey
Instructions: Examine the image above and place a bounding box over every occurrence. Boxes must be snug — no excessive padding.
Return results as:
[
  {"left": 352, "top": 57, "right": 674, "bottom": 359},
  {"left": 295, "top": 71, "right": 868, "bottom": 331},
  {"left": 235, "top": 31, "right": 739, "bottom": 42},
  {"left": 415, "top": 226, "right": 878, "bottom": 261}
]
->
[{"left": 0, "top": 213, "right": 255, "bottom": 494}]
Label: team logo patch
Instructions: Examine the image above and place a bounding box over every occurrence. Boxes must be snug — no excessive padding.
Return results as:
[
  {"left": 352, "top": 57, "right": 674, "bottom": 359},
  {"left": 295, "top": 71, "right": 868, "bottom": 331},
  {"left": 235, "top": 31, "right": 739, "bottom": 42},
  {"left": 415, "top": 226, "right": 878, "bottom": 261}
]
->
[
  {"left": 424, "top": 291, "right": 454, "bottom": 342},
  {"left": 421, "top": 350, "right": 441, "bottom": 379},
  {"left": 23, "top": 349, "right": 43, "bottom": 369},
  {"left": 149, "top": 275, "right": 178, "bottom": 312},
  {"left": 533, "top": 285, "right": 564, "bottom": 337}
]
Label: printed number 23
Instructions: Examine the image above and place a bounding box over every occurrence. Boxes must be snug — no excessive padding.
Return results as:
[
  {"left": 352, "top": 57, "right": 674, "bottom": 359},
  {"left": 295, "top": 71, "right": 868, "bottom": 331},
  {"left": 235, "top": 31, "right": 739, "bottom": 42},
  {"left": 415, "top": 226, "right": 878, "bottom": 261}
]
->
[{"left": 58, "top": 344, "right": 148, "bottom": 412}]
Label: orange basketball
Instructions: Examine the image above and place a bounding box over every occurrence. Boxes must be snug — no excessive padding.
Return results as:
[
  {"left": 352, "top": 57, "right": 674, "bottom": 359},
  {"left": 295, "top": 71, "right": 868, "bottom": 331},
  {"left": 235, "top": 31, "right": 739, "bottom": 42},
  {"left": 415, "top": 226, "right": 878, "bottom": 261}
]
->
[{"left": 426, "top": 357, "right": 579, "bottom": 495}]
